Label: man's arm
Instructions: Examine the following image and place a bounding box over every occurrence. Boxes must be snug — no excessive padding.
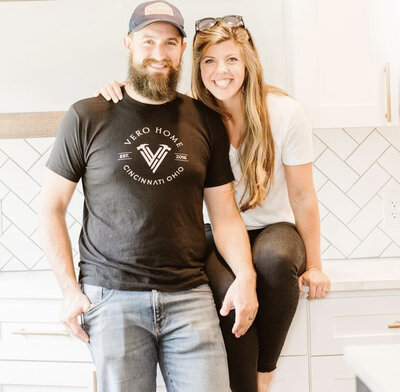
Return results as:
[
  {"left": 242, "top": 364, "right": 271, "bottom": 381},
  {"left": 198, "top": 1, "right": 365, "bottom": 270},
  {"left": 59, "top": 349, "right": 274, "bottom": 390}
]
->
[
  {"left": 39, "top": 168, "right": 91, "bottom": 342},
  {"left": 204, "top": 182, "right": 258, "bottom": 338}
]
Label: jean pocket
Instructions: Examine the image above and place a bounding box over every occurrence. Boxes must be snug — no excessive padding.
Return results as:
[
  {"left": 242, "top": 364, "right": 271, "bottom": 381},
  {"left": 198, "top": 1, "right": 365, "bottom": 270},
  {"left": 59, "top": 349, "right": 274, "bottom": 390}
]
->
[{"left": 82, "top": 284, "right": 114, "bottom": 315}]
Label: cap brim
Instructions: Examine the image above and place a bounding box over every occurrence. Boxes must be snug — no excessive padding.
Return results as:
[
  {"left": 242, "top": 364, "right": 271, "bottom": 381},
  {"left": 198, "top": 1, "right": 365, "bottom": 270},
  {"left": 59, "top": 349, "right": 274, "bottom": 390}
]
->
[{"left": 131, "top": 19, "right": 186, "bottom": 37}]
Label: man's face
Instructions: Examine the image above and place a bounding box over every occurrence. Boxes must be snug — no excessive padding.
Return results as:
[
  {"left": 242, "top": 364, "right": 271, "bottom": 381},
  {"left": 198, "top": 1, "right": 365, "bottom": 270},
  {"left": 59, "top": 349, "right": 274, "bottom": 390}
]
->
[{"left": 125, "top": 22, "right": 186, "bottom": 101}]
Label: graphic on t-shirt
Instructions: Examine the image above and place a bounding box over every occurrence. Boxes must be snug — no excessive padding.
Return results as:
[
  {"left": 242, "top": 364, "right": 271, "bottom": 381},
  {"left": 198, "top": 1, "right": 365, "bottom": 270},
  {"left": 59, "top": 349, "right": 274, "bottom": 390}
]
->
[
  {"left": 137, "top": 143, "right": 171, "bottom": 173},
  {"left": 119, "top": 126, "right": 188, "bottom": 186}
]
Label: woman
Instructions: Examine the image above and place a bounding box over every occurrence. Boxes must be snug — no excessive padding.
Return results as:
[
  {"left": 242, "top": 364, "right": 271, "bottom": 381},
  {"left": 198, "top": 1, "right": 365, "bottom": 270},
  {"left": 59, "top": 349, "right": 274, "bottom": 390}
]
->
[{"left": 97, "top": 15, "right": 330, "bottom": 392}]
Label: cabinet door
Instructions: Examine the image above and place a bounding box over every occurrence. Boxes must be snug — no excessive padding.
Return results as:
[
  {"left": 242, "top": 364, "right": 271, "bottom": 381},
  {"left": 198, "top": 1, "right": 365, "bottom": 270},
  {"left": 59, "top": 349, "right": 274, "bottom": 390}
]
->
[
  {"left": 311, "top": 356, "right": 356, "bottom": 392},
  {"left": 270, "top": 356, "right": 309, "bottom": 392},
  {"left": 310, "top": 295, "right": 400, "bottom": 356},
  {"left": 286, "top": 0, "right": 399, "bottom": 128},
  {"left": 280, "top": 298, "right": 308, "bottom": 356}
]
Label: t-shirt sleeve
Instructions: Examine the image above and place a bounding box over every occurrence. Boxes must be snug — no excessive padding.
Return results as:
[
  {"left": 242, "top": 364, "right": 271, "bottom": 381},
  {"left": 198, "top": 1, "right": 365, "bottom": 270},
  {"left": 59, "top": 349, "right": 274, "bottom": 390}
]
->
[
  {"left": 46, "top": 105, "right": 86, "bottom": 182},
  {"left": 281, "top": 101, "right": 314, "bottom": 165},
  {"left": 204, "top": 113, "right": 234, "bottom": 188}
]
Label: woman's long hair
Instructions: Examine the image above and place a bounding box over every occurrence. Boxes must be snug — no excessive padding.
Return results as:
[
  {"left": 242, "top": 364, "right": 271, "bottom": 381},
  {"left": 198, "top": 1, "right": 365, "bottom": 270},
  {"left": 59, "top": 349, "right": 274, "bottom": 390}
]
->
[{"left": 192, "top": 22, "right": 287, "bottom": 212}]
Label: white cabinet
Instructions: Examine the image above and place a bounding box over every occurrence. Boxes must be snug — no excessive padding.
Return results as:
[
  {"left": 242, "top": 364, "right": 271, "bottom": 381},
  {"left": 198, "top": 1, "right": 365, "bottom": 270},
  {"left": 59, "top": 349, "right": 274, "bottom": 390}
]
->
[
  {"left": 285, "top": 0, "right": 399, "bottom": 128},
  {"left": 0, "top": 272, "right": 95, "bottom": 392}
]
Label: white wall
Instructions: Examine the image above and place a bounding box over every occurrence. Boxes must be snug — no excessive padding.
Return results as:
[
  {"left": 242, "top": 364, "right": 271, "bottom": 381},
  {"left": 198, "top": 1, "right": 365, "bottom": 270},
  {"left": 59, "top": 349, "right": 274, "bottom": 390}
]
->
[{"left": 0, "top": 0, "right": 287, "bottom": 113}]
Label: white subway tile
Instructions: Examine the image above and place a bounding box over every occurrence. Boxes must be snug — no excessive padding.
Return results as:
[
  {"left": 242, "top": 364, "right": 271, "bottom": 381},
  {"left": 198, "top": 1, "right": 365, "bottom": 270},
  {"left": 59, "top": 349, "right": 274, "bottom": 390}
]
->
[
  {"left": 314, "top": 149, "right": 359, "bottom": 192},
  {"left": 379, "top": 222, "right": 400, "bottom": 247},
  {"left": 349, "top": 228, "right": 391, "bottom": 258},
  {"left": 0, "top": 225, "right": 43, "bottom": 268},
  {"left": 1, "top": 257, "right": 28, "bottom": 271},
  {"left": 321, "top": 245, "right": 345, "bottom": 260},
  {"left": 318, "top": 181, "right": 359, "bottom": 224},
  {"left": 343, "top": 127, "right": 374, "bottom": 144},
  {"left": 321, "top": 214, "right": 360, "bottom": 256},
  {"left": 377, "top": 127, "right": 400, "bottom": 151},
  {"left": 0, "top": 181, "right": 9, "bottom": 200},
  {"left": 68, "top": 222, "right": 82, "bottom": 253},
  {"left": 0, "top": 243, "right": 12, "bottom": 268},
  {"left": 320, "top": 235, "right": 330, "bottom": 253},
  {"left": 312, "top": 135, "right": 327, "bottom": 160},
  {"left": 0, "top": 160, "right": 40, "bottom": 203},
  {"left": 0, "top": 139, "right": 40, "bottom": 171},
  {"left": 2, "top": 193, "right": 38, "bottom": 236},
  {"left": 348, "top": 196, "right": 383, "bottom": 239},
  {"left": 25, "top": 137, "right": 55, "bottom": 154},
  {"left": 347, "top": 163, "right": 390, "bottom": 207},
  {"left": 378, "top": 146, "right": 400, "bottom": 183},
  {"left": 378, "top": 178, "right": 400, "bottom": 196},
  {"left": 314, "top": 128, "right": 358, "bottom": 160},
  {"left": 0, "top": 150, "right": 7, "bottom": 167},
  {"left": 318, "top": 202, "right": 329, "bottom": 220},
  {"left": 346, "top": 131, "right": 389, "bottom": 175},
  {"left": 381, "top": 242, "right": 400, "bottom": 257},
  {"left": 28, "top": 148, "right": 52, "bottom": 185},
  {"left": 313, "top": 166, "right": 328, "bottom": 191},
  {"left": 67, "top": 191, "right": 84, "bottom": 224}
]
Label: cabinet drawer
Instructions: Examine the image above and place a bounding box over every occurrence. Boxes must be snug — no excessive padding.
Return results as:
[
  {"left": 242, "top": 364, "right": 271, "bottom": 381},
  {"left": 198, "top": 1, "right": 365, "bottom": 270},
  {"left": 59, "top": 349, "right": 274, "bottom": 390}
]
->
[
  {"left": 0, "top": 321, "right": 92, "bottom": 362},
  {"left": 311, "top": 356, "right": 356, "bottom": 392},
  {"left": 310, "top": 295, "right": 400, "bottom": 355},
  {"left": 280, "top": 298, "right": 308, "bottom": 356},
  {"left": 271, "top": 356, "right": 309, "bottom": 392},
  {"left": 0, "top": 361, "right": 95, "bottom": 390}
]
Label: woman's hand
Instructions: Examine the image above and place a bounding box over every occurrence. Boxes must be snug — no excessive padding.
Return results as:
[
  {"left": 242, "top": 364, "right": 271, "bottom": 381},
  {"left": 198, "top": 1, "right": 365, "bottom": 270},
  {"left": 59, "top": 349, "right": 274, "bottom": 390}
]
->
[
  {"left": 299, "top": 267, "right": 331, "bottom": 299},
  {"left": 94, "top": 81, "right": 126, "bottom": 103}
]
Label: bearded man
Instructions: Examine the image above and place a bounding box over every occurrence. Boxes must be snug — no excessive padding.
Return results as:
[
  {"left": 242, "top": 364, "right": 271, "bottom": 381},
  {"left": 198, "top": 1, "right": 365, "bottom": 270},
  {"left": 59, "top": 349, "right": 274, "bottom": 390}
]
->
[{"left": 39, "top": 2, "right": 257, "bottom": 391}]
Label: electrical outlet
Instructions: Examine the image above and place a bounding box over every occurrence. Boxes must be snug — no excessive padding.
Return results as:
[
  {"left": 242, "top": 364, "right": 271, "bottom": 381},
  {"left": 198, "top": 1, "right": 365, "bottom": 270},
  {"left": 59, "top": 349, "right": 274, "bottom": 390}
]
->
[{"left": 383, "top": 191, "right": 400, "bottom": 228}]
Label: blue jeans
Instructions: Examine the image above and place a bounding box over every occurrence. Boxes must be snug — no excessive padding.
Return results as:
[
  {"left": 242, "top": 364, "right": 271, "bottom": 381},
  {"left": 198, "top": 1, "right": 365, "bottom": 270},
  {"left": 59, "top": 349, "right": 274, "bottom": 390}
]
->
[{"left": 81, "top": 284, "right": 230, "bottom": 392}]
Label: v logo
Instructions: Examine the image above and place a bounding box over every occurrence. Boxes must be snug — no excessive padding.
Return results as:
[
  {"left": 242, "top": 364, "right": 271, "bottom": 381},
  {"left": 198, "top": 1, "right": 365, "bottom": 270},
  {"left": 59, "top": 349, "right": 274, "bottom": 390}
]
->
[{"left": 137, "top": 144, "right": 172, "bottom": 173}]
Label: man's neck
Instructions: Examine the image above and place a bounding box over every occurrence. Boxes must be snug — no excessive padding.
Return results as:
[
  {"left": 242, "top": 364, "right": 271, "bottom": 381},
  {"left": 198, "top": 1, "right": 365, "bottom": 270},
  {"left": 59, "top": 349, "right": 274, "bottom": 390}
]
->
[{"left": 125, "top": 83, "right": 170, "bottom": 105}]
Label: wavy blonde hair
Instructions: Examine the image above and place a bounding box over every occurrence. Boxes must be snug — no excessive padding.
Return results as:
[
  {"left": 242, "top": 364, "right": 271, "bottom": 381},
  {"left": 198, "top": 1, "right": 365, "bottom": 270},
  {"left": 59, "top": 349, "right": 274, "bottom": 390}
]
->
[{"left": 192, "top": 22, "right": 287, "bottom": 212}]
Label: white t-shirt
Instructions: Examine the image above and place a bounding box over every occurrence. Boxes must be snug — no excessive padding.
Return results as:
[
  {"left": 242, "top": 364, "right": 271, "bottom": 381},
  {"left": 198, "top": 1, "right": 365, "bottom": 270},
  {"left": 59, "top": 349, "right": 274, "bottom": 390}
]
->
[{"left": 204, "top": 93, "right": 313, "bottom": 230}]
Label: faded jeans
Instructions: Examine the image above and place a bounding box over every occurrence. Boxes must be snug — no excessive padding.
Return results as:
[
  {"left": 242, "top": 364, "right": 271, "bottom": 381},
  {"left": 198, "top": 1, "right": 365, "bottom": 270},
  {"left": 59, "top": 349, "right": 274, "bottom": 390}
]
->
[{"left": 81, "top": 283, "right": 230, "bottom": 392}]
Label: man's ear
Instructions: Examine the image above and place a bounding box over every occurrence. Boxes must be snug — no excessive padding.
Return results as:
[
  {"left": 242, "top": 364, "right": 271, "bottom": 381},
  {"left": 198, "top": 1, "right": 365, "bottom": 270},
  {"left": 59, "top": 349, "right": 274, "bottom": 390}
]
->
[
  {"left": 181, "top": 40, "right": 187, "bottom": 56},
  {"left": 123, "top": 35, "right": 133, "bottom": 52}
]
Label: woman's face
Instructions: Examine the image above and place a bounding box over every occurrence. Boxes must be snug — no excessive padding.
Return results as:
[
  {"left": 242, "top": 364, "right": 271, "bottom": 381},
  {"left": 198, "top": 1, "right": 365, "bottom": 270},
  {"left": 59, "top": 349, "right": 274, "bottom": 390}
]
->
[{"left": 200, "top": 40, "right": 246, "bottom": 103}]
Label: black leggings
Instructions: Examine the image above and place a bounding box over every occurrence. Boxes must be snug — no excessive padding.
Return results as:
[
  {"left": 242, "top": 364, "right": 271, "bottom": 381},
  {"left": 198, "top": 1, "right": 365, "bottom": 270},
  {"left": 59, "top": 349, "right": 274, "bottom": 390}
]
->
[{"left": 205, "top": 222, "right": 306, "bottom": 392}]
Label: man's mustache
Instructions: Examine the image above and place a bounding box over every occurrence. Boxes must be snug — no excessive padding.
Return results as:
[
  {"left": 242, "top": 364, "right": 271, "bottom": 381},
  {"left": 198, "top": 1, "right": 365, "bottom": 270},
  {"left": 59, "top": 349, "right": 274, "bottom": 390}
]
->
[{"left": 141, "top": 58, "right": 179, "bottom": 71}]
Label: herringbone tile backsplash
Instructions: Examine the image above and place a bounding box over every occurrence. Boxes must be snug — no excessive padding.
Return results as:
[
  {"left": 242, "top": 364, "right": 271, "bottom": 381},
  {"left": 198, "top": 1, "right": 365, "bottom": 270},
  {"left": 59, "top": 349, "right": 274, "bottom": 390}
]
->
[{"left": 1, "top": 127, "right": 400, "bottom": 271}]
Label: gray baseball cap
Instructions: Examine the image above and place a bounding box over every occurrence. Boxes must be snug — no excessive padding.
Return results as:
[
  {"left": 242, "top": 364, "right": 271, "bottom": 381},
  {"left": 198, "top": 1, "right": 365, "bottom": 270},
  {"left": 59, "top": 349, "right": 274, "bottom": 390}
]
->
[{"left": 128, "top": 1, "right": 186, "bottom": 37}]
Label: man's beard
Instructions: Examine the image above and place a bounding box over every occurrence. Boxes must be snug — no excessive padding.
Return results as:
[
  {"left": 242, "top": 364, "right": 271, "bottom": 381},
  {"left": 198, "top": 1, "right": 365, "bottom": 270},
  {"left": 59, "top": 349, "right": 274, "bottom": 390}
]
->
[{"left": 127, "top": 57, "right": 181, "bottom": 102}]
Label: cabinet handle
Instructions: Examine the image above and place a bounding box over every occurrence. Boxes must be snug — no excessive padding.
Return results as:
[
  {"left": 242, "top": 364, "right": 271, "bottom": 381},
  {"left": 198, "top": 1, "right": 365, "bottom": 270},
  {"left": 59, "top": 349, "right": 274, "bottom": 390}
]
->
[
  {"left": 388, "top": 320, "right": 400, "bottom": 328},
  {"left": 12, "top": 329, "right": 69, "bottom": 336},
  {"left": 93, "top": 370, "right": 98, "bottom": 392},
  {"left": 383, "top": 62, "right": 392, "bottom": 122}
]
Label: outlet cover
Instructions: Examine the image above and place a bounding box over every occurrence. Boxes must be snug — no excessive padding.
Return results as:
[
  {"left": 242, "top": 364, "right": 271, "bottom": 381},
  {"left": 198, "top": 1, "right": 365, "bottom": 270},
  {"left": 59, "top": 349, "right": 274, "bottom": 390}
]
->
[{"left": 383, "top": 191, "right": 400, "bottom": 228}]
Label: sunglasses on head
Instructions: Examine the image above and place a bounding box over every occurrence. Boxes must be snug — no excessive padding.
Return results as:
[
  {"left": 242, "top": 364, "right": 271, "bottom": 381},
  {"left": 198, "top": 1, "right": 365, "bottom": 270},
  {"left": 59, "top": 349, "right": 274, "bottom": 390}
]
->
[{"left": 195, "top": 15, "right": 245, "bottom": 32}]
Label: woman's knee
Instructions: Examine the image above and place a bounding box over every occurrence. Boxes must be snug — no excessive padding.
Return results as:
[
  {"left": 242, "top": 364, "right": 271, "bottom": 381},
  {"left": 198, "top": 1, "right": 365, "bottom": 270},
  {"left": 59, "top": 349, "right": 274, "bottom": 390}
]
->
[{"left": 252, "top": 223, "right": 306, "bottom": 278}]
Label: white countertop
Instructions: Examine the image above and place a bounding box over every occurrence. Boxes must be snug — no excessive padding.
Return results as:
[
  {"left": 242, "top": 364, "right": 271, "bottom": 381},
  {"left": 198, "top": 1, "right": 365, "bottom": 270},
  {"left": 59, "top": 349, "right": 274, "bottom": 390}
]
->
[
  {"left": 344, "top": 344, "right": 400, "bottom": 392},
  {"left": 322, "top": 258, "right": 400, "bottom": 291},
  {"left": 0, "top": 258, "right": 400, "bottom": 298}
]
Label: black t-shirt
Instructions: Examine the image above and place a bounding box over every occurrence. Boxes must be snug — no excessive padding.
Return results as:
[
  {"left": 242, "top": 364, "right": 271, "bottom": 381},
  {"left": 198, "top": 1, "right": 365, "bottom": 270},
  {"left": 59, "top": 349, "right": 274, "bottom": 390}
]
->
[{"left": 46, "top": 89, "right": 234, "bottom": 291}]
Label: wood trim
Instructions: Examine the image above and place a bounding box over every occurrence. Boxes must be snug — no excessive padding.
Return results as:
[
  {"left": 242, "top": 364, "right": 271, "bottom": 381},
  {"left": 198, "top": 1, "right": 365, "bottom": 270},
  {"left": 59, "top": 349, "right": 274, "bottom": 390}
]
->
[{"left": 0, "top": 112, "right": 65, "bottom": 139}]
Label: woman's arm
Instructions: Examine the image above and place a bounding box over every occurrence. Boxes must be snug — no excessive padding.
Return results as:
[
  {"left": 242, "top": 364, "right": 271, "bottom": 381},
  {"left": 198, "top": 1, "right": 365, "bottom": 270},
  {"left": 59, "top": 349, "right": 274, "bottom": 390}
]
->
[{"left": 284, "top": 162, "right": 331, "bottom": 299}]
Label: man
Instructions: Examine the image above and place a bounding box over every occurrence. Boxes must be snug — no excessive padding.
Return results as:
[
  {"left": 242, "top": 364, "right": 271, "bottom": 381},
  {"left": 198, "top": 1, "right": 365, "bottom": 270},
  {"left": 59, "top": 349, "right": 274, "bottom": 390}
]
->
[{"left": 39, "top": 1, "right": 258, "bottom": 391}]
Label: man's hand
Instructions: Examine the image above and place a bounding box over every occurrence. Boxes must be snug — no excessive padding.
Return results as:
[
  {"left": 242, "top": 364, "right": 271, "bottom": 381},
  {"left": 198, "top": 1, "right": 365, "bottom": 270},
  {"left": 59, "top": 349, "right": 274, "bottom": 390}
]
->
[
  {"left": 220, "top": 274, "right": 258, "bottom": 338},
  {"left": 60, "top": 287, "right": 91, "bottom": 343},
  {"left": 299, "top": 267, "right": 331, "bottom": 299}
]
